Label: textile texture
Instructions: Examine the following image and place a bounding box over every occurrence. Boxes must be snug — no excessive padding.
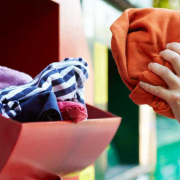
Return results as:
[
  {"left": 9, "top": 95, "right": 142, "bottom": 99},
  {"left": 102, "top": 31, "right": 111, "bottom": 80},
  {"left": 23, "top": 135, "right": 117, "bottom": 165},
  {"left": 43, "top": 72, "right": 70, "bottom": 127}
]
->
[
  {"left": 0, "top": 65, "right": 33, "bottom": 89},
  {"left": 14, "top": 92, "right": 62, "bottom": 122},
  {"left": 110, "top": 8, "right": 180, "bottom": 118},
  {"left": 57, "top": 100, "right": 88, "bottom": 124},
  {"left": 0, "top": 58, "right": 89, "bottom": 119}
]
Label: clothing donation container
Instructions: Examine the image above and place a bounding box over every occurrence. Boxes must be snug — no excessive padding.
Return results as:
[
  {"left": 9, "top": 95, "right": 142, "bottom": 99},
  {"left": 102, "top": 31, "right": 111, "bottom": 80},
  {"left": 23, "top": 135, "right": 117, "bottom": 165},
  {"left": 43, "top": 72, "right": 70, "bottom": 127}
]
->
[{"left": 0, "top": 0, "right": 121, "bottom": 179}]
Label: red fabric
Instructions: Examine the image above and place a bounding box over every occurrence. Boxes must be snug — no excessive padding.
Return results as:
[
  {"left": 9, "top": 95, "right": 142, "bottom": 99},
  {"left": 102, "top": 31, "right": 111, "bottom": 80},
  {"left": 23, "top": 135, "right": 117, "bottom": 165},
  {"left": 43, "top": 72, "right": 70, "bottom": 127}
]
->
[
  {"left": 110, "top": 8, "right": 180, "bottom": 118},
  {"left": 57, "top": 101, "right": 88, "bottom": 124}
]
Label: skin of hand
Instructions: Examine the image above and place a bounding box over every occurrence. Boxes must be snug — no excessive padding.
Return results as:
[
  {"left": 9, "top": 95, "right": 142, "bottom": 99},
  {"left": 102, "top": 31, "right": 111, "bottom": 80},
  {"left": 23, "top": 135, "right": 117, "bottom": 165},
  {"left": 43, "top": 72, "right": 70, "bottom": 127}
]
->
[{"left": 139, "top": 42, "right": 180, "bottom": 121}]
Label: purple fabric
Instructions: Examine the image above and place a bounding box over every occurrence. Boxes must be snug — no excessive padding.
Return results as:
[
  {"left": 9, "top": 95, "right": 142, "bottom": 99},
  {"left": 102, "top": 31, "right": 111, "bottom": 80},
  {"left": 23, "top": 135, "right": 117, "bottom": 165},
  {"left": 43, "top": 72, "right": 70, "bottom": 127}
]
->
[{"left": 0, "top": 66, "right": 33, "bottom": 89}]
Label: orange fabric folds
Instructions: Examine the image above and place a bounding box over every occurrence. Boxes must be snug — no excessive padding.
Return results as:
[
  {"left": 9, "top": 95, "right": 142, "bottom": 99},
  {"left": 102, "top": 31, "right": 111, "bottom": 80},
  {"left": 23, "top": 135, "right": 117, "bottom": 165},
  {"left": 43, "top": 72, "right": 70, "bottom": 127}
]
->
[{"left": 110, "top": 8, "right": 180, "bottom": 118}]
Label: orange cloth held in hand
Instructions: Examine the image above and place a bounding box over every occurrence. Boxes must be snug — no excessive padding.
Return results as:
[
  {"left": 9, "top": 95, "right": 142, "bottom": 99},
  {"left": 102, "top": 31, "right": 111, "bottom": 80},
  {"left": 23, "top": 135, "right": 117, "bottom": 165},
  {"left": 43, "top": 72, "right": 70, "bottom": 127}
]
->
[{"left": 110, "top": 8, "right": 180, "bottom": 119}]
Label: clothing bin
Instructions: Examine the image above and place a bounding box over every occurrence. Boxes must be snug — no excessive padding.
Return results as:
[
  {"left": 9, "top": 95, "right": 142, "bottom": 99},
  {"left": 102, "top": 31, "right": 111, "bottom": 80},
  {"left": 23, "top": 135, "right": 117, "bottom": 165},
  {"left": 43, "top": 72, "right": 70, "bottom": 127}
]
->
[
  {"left": 0, "top": 104, "right": 121, "bottom": 180},
  {"left": 0, "top": 1, "right": 121, "bottom": 179}
]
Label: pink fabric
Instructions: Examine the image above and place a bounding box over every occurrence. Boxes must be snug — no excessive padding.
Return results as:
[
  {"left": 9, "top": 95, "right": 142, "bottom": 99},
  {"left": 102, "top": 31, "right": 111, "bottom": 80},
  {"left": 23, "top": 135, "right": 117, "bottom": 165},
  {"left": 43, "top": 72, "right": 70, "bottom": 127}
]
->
[{"left": 57, "top": 100, "right": 88, "bottom": 124}]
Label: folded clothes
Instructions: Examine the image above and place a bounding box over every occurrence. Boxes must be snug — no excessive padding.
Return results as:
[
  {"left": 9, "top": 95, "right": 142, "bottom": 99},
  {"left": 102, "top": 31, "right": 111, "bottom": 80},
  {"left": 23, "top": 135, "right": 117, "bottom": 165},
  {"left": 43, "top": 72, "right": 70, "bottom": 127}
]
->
[
  {"left": 57, "top": 99, "right": 88, "bottom": 124},
  {"left": 0, "top": 58, "right": 89, "bottom": 120},
  {"left": 0, "top": 65, "right": 33, "bottom": 89},
  {"left": 14, "top": 92, "right": 62, "bottom": 122},
  {"left": 110, "top": 8, "right": 180, "bottom": 118}
]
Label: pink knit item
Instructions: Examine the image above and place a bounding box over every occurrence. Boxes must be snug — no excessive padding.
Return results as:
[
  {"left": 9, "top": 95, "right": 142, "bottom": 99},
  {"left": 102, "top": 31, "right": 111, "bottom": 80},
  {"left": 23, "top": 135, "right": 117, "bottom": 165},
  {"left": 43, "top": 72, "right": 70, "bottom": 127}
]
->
[{"left": 57, "top": 101, "right": 88, "bottom": 124}]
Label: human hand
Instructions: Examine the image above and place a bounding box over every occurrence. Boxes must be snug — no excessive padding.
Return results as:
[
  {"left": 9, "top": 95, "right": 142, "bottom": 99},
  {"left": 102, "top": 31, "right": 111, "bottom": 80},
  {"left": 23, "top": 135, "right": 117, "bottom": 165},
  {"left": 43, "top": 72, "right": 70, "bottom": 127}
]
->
[{"left": 140, "top": 42, "right": 180, "bottom": 121}]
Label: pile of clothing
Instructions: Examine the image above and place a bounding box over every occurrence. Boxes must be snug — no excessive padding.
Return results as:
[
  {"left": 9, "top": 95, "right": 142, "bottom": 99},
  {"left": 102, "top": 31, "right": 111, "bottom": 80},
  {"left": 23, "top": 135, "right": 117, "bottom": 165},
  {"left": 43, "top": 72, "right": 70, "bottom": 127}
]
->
[{"left": 0, "top": 58, "right": 88, "bottom": 123}]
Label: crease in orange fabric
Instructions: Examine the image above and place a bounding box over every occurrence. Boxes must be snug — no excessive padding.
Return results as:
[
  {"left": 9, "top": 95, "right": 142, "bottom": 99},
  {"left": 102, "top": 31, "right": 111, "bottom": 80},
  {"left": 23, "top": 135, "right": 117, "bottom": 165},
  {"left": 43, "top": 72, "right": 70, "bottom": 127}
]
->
[{"left": 110, "top": 8, "right": 180, "bottom": 119}]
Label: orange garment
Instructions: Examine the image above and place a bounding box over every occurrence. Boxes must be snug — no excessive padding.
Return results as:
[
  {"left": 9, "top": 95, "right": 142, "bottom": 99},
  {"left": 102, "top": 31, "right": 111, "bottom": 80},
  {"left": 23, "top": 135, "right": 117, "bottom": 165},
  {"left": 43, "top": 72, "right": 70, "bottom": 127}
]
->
[{"left": 110, "top": 8, "right": 180, "bottom": 119}]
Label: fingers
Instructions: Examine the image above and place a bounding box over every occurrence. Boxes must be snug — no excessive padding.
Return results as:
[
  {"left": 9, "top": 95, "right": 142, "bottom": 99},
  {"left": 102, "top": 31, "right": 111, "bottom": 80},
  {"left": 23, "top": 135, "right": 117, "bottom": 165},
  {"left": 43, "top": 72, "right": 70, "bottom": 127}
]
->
[
  {"left": 140, "top": 43, "right": 180, "bottom": 121},
  {"left": 139, "top": 81, "right": 170, "bottom": 101},
  {"left": 160, "top": 42, "right": 180, "bottom": 76},
  {"left": 166, "top": 42, "right": 180, "bottom": 55},
  {"left": 148, "top": 63, "right": 180, "bottom": 89},
  {"left": 140, "top": 81, "right": 180, "bottom": 120}
]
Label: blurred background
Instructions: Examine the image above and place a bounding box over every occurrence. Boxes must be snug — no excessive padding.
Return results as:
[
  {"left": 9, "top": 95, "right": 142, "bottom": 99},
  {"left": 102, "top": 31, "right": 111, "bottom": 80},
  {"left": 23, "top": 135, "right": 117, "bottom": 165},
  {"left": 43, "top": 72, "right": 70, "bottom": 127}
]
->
[
  {"left": 1, "top": 0, "right": 180, "bottom": 179},
  {"left": 80, "top": 0, "right": 180, "bottom": 179}
]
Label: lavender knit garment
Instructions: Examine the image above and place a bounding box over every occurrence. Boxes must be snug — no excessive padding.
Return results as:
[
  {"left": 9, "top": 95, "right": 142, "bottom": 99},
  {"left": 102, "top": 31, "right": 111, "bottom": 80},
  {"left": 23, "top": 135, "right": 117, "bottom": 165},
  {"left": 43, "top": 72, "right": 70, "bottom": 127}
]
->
[{"left": 0, "top": 66, "right": 33, "bottom": 89}]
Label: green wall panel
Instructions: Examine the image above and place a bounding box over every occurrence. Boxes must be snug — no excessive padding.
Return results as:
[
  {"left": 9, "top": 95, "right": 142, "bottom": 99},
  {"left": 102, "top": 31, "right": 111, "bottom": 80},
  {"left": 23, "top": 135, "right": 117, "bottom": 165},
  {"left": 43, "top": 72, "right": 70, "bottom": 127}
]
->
[{"left": 108, "top": 49, "right": 139, "bottom": 164}]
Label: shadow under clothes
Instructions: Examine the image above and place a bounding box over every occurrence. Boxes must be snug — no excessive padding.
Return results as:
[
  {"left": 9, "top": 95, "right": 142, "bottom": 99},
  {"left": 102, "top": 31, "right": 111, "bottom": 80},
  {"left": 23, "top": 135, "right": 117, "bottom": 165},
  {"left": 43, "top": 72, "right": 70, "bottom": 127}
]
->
[{"left": 14, "top": 91, "right": 63, "bottom": 122}]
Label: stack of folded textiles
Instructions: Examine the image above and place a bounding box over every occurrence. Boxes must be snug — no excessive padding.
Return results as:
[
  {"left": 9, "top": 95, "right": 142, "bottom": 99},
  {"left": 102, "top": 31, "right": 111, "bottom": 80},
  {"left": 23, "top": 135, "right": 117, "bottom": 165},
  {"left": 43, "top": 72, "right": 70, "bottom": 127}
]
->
[{"left": 0, "top": 58, "right": 89, "bottom": 123}]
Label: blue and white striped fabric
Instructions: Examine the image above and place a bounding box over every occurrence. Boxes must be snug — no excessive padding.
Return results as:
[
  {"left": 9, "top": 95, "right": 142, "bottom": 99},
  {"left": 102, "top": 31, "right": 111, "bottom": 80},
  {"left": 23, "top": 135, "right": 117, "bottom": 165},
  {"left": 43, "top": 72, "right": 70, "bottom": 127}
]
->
[{"left": 0, "top": 57, "right": 89, "bottom": 119}]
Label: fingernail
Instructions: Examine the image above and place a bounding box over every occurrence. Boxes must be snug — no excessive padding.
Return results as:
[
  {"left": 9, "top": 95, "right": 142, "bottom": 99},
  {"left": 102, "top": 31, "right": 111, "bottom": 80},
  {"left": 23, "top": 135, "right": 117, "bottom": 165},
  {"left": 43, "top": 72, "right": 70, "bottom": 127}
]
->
[
  {"left": 166, "top": 43, "right": 170, "bottom": 48},
  {"left": 148, "top": 63, "right": 153, "bottom": 69},
  {"left": 159, "top": 50, "right": 164, "bottom": 55},
  {"left": 140, "top": 81, "right": 145, "bottom": 87}
]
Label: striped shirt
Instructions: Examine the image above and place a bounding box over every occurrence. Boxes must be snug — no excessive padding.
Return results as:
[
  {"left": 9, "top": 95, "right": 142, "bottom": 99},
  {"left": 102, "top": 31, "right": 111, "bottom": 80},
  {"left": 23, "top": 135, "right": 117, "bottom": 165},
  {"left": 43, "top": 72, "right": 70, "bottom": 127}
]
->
[{"left": 0, "top": 57, "right": 89, "bottom": 119}]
